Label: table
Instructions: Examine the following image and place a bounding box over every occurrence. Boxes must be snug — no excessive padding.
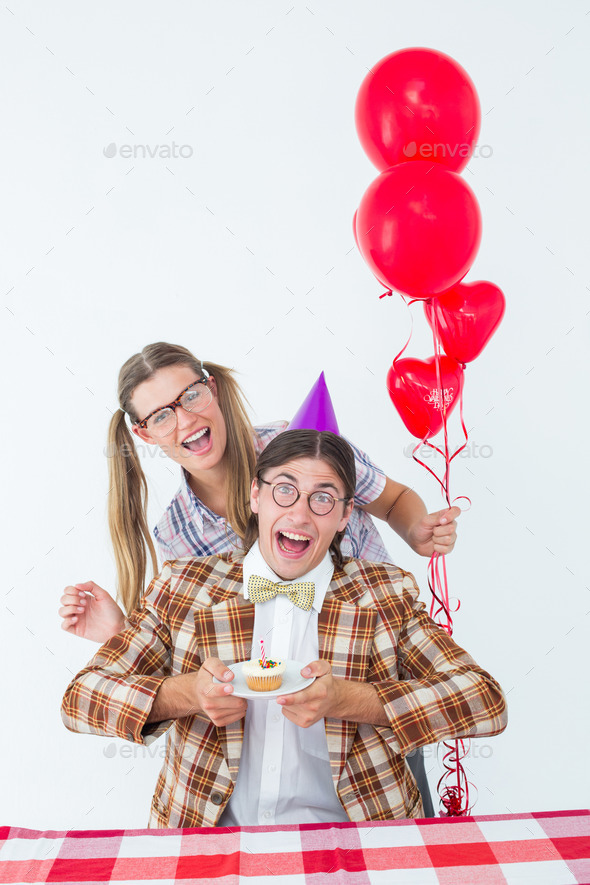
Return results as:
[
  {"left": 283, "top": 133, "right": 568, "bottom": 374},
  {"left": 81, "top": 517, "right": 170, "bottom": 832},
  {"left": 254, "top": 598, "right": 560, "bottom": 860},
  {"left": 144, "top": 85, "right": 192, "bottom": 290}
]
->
[{"left": 1, "top": 809, "right": 588, "bottom": 884}]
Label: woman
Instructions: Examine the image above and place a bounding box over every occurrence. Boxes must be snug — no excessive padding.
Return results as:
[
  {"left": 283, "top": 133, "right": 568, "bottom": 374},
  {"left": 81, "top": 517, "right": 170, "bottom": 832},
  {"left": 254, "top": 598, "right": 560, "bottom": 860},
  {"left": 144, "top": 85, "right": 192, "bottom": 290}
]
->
[{"left": 59, "top": 342, "right": 459, "bottom": 640}]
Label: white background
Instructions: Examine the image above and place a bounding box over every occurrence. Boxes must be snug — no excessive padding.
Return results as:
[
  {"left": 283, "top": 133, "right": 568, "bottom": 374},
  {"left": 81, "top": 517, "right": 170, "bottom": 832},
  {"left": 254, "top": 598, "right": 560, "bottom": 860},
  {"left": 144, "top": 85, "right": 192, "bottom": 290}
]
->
[{"left": 1, "top": 0, "right": 588, "bottom": 830}]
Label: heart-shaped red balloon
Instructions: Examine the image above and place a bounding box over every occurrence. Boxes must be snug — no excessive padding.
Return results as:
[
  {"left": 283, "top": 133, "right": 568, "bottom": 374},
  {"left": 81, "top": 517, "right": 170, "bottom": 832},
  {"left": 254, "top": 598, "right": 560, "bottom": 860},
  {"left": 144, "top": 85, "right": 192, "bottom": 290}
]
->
[
  {"left": 386, "top": 356, "right": 464, "bottom": 439},
  {"left": 424, "top": 281, "right": 505, "bottom": 363}
]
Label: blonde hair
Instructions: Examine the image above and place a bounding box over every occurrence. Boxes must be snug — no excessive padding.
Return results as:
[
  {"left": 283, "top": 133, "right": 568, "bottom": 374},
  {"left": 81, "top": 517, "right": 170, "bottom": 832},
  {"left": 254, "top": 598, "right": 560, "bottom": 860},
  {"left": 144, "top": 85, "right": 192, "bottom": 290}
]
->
[{"left": 107, "top": 343, "right": 256, "bottom": 615}]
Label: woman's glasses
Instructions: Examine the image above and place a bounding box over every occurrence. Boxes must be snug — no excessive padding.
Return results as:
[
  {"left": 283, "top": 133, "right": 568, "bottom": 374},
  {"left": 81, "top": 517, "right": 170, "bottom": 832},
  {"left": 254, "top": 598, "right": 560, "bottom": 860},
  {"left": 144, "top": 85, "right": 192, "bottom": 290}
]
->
[{"left": 135, "top": 378, "right": 213, "bottom": 438}]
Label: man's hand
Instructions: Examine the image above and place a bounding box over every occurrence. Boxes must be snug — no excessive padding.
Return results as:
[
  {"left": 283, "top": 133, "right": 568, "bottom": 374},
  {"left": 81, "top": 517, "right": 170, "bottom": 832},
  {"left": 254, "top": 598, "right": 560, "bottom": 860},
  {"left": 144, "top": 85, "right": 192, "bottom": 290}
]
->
[
  {"left": 407, "top": 506, "right": 460, "bottom": 557},
  {"left": 147, "top": 658, "right": 247, "bottom": 727},
  {"left": 195, "top": 658, "right": 247, "bottom": 727},
  {"left": 277, "top": 661, "right": 390, "bottom": 729},
  {"left": 276, "top": 660, "right": 341, "bottom": 728}
]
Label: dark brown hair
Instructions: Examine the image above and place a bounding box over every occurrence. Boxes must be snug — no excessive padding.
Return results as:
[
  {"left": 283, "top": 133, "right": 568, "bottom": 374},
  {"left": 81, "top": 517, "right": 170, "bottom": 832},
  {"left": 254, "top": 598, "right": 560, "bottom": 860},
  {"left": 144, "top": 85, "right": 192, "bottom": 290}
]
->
[{"left": 243, "top": 429, "right": 356, "bottom": 567}]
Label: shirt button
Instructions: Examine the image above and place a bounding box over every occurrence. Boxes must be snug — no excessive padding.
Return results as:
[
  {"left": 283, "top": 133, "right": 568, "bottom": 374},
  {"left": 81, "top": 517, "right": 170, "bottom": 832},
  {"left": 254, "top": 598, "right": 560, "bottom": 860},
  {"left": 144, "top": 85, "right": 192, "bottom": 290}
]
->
[
  {"left": 210, "top": 791, "right": 224, "bottom": 806},
  {"left": 268, "top": 764, "right": 277, "bottom": 773},
  {"left": 263, "top": 811, "right": 271, "bottom": 820},
  {"left": 272, "top": 714, "right": 281, "bottom": 723}
]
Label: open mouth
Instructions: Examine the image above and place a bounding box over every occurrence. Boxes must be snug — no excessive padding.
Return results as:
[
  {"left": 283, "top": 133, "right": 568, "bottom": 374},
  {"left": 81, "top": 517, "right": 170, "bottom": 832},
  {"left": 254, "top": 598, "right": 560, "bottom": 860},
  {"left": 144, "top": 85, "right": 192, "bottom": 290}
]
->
[
  {"left": 181, "top": 427, "right": 211, "bottom": 454},
  {"left": 276, "top": 530, "right": 312, "bottom": 556}
]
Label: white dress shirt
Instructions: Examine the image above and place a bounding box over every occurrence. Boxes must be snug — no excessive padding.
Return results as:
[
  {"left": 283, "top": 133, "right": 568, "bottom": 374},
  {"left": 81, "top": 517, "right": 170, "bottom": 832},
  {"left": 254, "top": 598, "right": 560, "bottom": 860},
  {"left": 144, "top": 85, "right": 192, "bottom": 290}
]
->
[{"left": 219, "top": 542, "right": 349, "bottom": 826}]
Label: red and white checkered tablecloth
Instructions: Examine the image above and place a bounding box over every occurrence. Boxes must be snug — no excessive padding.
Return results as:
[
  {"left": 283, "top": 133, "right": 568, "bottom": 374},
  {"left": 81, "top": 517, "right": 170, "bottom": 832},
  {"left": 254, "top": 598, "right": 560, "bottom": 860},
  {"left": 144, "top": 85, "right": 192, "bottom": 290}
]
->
[{"left": 1, "top": 810, "right": 588, "bottom": 884}]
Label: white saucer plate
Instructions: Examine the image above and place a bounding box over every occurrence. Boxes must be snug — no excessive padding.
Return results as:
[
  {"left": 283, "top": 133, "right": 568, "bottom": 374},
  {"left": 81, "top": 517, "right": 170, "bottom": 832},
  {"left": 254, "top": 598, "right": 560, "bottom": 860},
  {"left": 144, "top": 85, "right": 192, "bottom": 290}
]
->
[{"left": 213, "top": 659, "right": 315, "bottom": 700}]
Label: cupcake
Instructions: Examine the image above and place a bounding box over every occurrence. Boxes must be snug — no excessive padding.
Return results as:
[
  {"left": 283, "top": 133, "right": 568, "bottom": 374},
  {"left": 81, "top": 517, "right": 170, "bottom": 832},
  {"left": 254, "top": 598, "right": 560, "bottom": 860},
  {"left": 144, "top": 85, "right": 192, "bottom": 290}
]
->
[{"left": 242, "top": 658, "right": 286, "bottom": 692}]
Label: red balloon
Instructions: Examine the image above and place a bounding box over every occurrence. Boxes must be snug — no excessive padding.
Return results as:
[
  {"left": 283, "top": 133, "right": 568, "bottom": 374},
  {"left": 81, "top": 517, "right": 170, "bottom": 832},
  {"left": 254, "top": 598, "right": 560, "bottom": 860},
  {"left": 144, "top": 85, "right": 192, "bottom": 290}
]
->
[
  {"left": 353, "top": 208, "right": 391, "bottom": 290},
  {"left": 386, "top": 356, "right": 464, "bottom": 439},
  {"left": 356, "top": 162, "right": 481, "bottom": 299},
  {"left": 355, "top": 48, "right": 481, "bottom": 173},
  {"left": 424, "top": 281, "right": 506, "bottom": 363},
  {"left": 352, "top": 209, "right": 360, "bottom": 251}
]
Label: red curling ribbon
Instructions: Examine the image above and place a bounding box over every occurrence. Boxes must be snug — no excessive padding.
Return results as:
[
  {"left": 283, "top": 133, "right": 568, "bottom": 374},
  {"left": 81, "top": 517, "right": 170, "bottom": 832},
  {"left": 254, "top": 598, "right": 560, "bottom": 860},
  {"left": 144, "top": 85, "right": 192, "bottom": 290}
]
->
[
  {"left": 409, "top": 301, "right": 471, "bottom": 501},
  {"left": 428, "top": 553, "right": 452, "bottom": 631},
  {"left": 452, "top": 494, "right": 472, "bottom": 513},
  {"left": 392, "top": 297, "right": 416, "bottom": 365},
  {"left": 422, "top": 306, "right": 473, "bottom": 816},
  {"left": 447, "top": 373, "right": 469, "bottom": 466},
  {"left": 387, "top": 289, "right": 476, "bottom": 816},
  {"left": 387, "top": 293, "right": 435, "bottom": 366},
  {"left": 411, "top": 439, "right": 449, "bottom": 501},
  {"left": 438, "top": 739, "right": 472, "bottom": 816}
]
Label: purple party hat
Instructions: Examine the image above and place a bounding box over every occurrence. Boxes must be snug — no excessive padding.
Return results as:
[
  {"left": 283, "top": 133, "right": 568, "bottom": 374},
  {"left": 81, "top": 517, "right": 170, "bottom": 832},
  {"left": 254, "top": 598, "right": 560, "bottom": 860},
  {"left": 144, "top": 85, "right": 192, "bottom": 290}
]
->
[{"left": 287, "top": 372, "right": 340, "bottom": 434}]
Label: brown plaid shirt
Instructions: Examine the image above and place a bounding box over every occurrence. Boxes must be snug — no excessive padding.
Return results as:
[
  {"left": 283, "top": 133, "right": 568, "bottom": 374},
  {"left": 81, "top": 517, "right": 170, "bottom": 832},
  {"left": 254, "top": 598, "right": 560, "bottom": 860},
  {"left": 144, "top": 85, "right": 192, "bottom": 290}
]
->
[{"left": 61, "top": 554, "right": 507, "bottom": 827}]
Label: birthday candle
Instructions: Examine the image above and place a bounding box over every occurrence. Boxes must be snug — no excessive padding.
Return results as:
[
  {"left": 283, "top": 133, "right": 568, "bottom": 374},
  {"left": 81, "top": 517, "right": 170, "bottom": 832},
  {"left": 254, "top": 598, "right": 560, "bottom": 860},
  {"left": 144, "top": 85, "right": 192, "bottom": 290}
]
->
[{"left": 260, "top": 638, "right": 267, "bottom": 668}]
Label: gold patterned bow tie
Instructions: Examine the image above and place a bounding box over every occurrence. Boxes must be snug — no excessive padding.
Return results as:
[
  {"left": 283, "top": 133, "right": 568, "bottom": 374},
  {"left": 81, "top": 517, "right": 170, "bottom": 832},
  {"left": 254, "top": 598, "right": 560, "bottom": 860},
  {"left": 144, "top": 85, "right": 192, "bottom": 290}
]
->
[{"left": 247, "top": 575, "right": 315, "bottom": 611}]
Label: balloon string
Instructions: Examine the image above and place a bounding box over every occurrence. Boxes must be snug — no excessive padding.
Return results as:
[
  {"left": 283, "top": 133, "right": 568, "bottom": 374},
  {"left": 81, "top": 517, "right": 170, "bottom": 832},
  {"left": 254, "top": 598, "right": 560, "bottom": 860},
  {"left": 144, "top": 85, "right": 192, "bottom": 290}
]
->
[
  {"left": 429, "top": 553, "right": 472, "bottom": 815},
  {"left": 412, "top": 388, "right": 472, "bottom": 511},
  {"left": 437, "top": 739, "right": 472, "bottom": 816},
  {"left": 388, "top": 293, "right": 435, "bottom": 366},
  {"left": 448, "top": 382, "right": 470, "bottom": 466},
  {"left": 412, "top": 443, "right": 449, "bottom": 498},
  {"left": 430, "top": 306, "right": 451, "bottom": 508},
  {"left": 386, "top": 293, "right": 432, "bottom": 365},
  {"left": 426, "top": 307, "right": 472, "bottom": 817},
  {"left": 388, "top": 295, "right": 473, "bottom": 815},
  {"left": 411, "top": 304, "right": 454, "bottom": 503},
  {"left": 428, "top": 553, "right": 453, "bottom": 632}
]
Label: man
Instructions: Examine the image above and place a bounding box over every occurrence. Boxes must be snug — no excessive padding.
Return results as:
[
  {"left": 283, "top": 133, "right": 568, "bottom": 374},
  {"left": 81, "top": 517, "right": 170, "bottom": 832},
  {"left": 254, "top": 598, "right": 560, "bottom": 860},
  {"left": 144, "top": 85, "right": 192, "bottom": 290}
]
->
[{"left": 62, "top": 430, "right": 507, "bottom": 827}]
